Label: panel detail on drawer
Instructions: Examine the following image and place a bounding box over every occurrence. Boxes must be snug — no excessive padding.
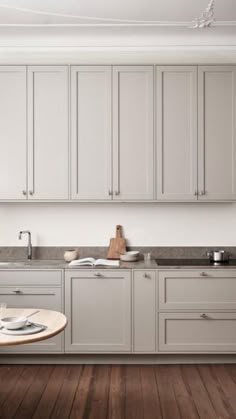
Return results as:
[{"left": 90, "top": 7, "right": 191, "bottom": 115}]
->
[
  {"left": 0, "top": 270, "right": 62, "bottom": 286},
  {"left": 159, "top": 270, "right": 236, "bottom": 310},
  {"left": 159, "top": 312, "right": 236, "bottom": 352}
]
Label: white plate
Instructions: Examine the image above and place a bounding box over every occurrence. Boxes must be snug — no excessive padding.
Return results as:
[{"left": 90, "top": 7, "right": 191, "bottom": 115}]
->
[
  {"left": 0, "top": 323, "right": 45, "bottom": 335},
  {"left": 120, "top": 251, "right": 139, "bottom": 262}
]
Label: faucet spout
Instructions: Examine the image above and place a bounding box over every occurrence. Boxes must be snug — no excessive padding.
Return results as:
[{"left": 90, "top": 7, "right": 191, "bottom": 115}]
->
[{"left": 19, "top": 230, "right": 32, "bottom": 260}]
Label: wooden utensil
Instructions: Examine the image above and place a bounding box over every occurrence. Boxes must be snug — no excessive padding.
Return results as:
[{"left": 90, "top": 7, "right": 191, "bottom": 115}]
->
[{"left": 107, "top": 225, "right": 126, "bottom": 260}]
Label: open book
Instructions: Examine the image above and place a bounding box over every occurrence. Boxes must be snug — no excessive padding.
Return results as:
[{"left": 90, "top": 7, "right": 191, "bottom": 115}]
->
[{"left": 68, "top": 258, "right": 120, "bottom": 267}]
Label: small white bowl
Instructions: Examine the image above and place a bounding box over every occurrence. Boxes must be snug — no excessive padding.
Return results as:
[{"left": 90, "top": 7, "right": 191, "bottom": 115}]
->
[
  {"left": 120, "top": 251, "right": 140, "bottom": 262},
  {"left": 1, "top": 316, "right": 28, "bottom": 330}
]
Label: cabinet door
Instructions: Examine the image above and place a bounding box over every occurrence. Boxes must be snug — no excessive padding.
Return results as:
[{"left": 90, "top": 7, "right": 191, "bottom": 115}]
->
[
  {"left": 65, "top": 270, "right": 131, "bottom": 352},
  {"left": 71, "top": 66, "right": 112, "bottom": 200},
  {"left": 113, "top": 66, "right": 154, "bottom": 200},
  {"left": 156, "top": 66, "right": 197, "bottom": 200},
  {"left": 159, "top": 312, "right": 236, "bottom": 352},
  {"left": 0, "top": 66, "right": 27, "bottom": 200},
  {"left": 198, "top": 66, "right": 236, "bottom": 200},
  {"left": 133, "top": 271, "right": 156, "bottom": 352},
  {"left": 28, "top": 66, "right": 69, "bottom": 200}
]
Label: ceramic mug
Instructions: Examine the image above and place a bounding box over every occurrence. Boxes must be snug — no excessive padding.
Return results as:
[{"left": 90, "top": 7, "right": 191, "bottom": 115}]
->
[{"left": 64, "top": 249, "right": 79, "bottom": 263}]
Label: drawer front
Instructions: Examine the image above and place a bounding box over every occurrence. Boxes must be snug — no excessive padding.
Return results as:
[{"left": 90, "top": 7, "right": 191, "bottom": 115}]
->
[
  {"left": 159, "top": 270, "right": 236, "bottom": 310},
  {"left": 0, "top": 270, "right": 62, "bottom": 286},
  {"left": 0, "top": 287, "right": 62, "bottom": 310},
  {"left": 133, "top": 270, "right": 156, "bottom": 352},
  {"left": 66, "top": 269, "right": 128, "bottom": 279},
  {"left": 159, "top": 312, "right": 236, "bottom": 352}
]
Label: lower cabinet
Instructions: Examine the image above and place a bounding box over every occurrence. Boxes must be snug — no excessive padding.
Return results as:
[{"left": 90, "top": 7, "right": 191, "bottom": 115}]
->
[
  {"left": 65, "top": 270, "right": 131, "bottom": 352},
  {"left": 133, "top": 270, "right": 156, "bottom": 352},
  {"left": 0, "top": 270, "right": 64, "bottom": 353},
  {"left": 159, "top": 312, "right": 236, "bottom": 352}
]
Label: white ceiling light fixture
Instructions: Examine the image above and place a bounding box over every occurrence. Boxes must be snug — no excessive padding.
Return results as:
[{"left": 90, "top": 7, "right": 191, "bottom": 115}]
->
[{"left": 190, "top": 0, "right": 215, "bottom": 28}]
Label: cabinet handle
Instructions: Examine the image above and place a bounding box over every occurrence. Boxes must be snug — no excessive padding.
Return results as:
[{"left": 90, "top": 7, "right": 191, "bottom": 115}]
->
[
  {"left": 94, "top": 272, "right": 102, "bottom": 277},
  {"left": 29, "top": 191, "right": 34, "bottom": 196},
  {"left": 13, "top": 288, "right": 21, "bottom": 294},
  {"left": 108, "top": 190, "right": 113, "bottom": 196},
  {"left": 200, "top": 272, "right": 208, "bottom": 277},
  {"left": 194, "top": 191, "right": 198, "bottom": 196},
  {"left": 143, "top": 273, "right": 150, "bottom": 279},
  {"left": 115, "top": 191, "right": 120, "bottom": 196},
  {"left": 22, "top": 190, "right": 27, "bottom": 196},
  {"left": 200, "top": 313, "right": 208, "bottom": 319}
]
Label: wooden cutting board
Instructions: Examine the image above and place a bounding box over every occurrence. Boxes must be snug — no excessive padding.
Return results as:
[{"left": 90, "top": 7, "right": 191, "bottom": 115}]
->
[{"left": 107, "top": 225, "right": 126, "bottom": 260}]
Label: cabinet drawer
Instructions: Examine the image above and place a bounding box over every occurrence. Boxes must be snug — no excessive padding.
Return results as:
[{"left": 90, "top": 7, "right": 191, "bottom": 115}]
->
[
  {"left": 0, "top": 270, "right": 62, "bottom": 286},
  {"left": 66, "top": 270, "right": 128, "bottom": 279},
  {"left": 159, "top": 312, "right": 236, "bottom": 352},
  {"left": 0, "top": 287, "right": 62, "bottom": 310},
  {"left": 159, "top": 270, "right": 236, "bottom": 310}
]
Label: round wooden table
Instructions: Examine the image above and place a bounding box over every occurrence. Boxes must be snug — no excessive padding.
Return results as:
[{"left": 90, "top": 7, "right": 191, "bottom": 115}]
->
[{"left": 0, "top": 308, "right": 67, "bottom": 346}]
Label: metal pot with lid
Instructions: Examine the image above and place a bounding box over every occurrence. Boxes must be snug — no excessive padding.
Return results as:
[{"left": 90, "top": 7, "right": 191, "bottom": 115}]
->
[{"left": 207, "top": 250, "right": 229, "bottom": 263}]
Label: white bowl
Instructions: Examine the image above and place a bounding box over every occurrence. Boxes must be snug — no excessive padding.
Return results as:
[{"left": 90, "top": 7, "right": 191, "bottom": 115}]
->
[
  {"left": 120, "top": 251, "right": 139, "bottom": 262},
  {"left": 1, "top": 316, "right": 28, "bottom": 330}
]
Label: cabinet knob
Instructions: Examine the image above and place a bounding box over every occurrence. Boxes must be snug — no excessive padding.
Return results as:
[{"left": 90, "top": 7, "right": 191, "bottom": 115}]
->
[
  {"left": 22, "top": 190, "right": 27, "bottom": 196},
  {"left": 115, "top": 191, "right": 120, "bottom": 196},
  {"left": 200, "top": 313, "right": 208, "bottom": 319},
  {"left": 108, "top": 190, "right": 113, "bottom": 196},
  {"left": 94, "top": 272, "right": 102, "bottom": 277},
  {"left": 143, "top": 273, "right": 150, "bottom": 279},
  {"left": 194, "top": 191, "right": 198, "bottom": 196},
  {"left": 200, "top": 272, "right": 207, "bottom": 277},
  {"left": 199, "top": 191, "right": 205, "bottom": 196},
  {"left": 29, "top": 191, "right": 34, "bottom": 196}
]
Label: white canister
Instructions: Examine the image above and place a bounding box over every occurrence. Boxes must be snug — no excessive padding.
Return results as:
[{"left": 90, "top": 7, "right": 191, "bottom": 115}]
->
[{"left": 64, "top": 249, "right": 79, "bottom": 263}]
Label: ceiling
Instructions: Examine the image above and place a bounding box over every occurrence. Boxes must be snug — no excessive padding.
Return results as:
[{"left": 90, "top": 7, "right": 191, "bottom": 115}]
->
[{"left": 0, "top": 0, "right": 235, "bottom": 25}]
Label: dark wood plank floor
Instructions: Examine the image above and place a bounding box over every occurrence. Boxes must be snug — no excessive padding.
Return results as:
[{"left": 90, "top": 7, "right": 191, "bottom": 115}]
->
[{"left": 0, "top": 364, "right": 236, "bottom": 419}]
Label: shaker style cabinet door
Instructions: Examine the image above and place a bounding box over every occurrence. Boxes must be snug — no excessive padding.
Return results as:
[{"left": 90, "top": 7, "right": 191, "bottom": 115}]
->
[
  {"left": 198, "top": 66, "right": 236, "bottom": 200},
  {"left": 65, "top": 270, "right": 131, "bottom": 352},
  {"left": 0, "top": 66, "right": 27, "bottom": 200},
  {"left": 156, "top": 66, "right": 198, "bottom": 201},
  {"left": 27, "top": 66, "right": 69, "bottom": 200},
  {"left": 112, "top": 66, "right": 154, "bottom": 200},
  {"left": 71, "top": 66, "right": 112, "bottom": 200}
]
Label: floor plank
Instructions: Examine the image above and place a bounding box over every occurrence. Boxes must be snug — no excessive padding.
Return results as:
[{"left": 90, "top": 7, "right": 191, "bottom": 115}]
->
[
  {"left": 88, "top": 365, "right": 111, "bottom": 419},
  {"left": 69, "top": 365, "right": 95, "bottom": 419},
  {"left": 108, "top": 365, "right": 125, "bottom": 419},
  {"left": 14, "top": 365, "right": 54, "bottom": 419},
  {"left": 170, "top": 365, "right": 199, "bottom": 419},
  {"left": 32, "top": 365, "right": 68, "bottom": 419},
  {"left": 0, "top": 365, "right": 25, "bottom": 407},
  {"left": 140, "top": 366, "right": 162, "bottom": 419},
  {"left": 211, "top": 365, "right": 236, "bottom": 414},
  {"left": 0, "top": 365, "right": 40, "bottom": 419},
  {"left": 182, "top": 365, "right": 218, "bottom": 419},
  {"left": 155, "top": 365, "right": 181, "bottom": 419},
  {"left": 125, "top": 366, "right": 143, "bottom": 419},
  {"left": 198, "top": 365, "right": 236, "bottom": 419}
]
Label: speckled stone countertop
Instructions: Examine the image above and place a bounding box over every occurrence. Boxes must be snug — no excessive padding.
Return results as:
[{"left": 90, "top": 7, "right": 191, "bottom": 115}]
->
[{"left": 1, "top": 258, "right": 236, "bottom": 270}]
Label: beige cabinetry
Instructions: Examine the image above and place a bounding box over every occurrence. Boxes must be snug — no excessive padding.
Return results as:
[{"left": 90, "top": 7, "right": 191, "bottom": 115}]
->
[
  {"left": 0, "top": 66, "right": 27, "bottom": 200},
  {"left": 198, "top": 66, "right": 236, "bottom": 200},
  {"left": 156, "top": 66, "right": 197, "bottom": 201},
  {"left": 133, "top": 270, "right": 156, "bottom": 352},
  {"left": 113, "top": 66, "right": 154, "bottom": 200},
  {"left": 65, "top": 270, "right": 131, "bottom": 352},
  {"left": 27, "top": 66, "right": 69, "bottom": 200},
  {"left": 71, "top": 66, "right": 112, "bottom": 200},
  {"left": 158, "top": 269, "right": 236, "bottom": 353},
  {"left": 0, "top": 270, "right": 64, "bottom": 353}
]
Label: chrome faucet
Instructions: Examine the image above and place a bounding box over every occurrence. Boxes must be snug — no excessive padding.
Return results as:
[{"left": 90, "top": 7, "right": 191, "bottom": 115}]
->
[{"left": 19, "top": 230, "right": 32, "bottom": 260}]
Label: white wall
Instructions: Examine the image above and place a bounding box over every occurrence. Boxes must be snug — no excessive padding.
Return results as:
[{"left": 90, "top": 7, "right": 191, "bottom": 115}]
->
[{"left": 0, "top": 203, "right": 236, "bottom": 247}]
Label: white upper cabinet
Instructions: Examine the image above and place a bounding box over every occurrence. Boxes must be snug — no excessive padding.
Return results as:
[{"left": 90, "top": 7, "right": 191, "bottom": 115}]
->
[
  {"left": 27, "top": 66, "right": 69, "bottom": 200},
  {"left": 0, "top": 66, "right": 27, "bottom": 200},
  {"left": 156, "top": 66, "right": 198, "bottom": 201},
  {"left": 113, "top": 66, "right": 154, "bottom": 200},
  {"left": 198, "top": 66, "right": 236, "bottom": 201},
  {"left": 71, "top": 66, "right": 112, "bottom": 200}
]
